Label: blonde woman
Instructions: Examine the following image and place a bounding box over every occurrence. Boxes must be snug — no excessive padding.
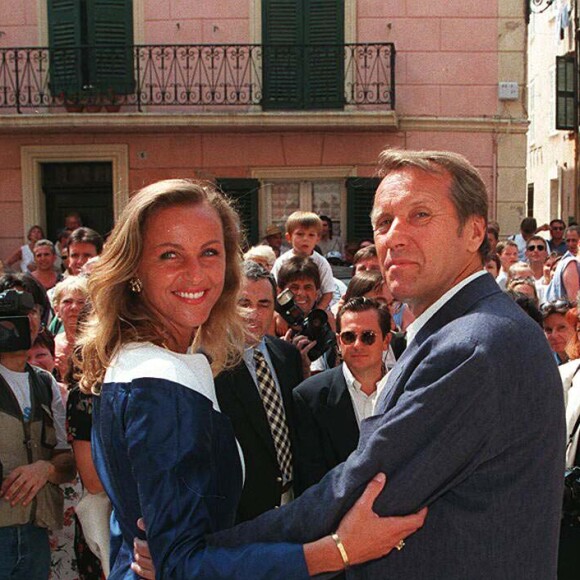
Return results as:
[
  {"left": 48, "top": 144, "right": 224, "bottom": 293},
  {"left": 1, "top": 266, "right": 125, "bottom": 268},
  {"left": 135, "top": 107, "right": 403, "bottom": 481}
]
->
[
  {"left": 52, "top": 276, "right": 89, "bottom": 381},
  {"left": 79, "top": 180, "right": 425, "bottom": 579}
]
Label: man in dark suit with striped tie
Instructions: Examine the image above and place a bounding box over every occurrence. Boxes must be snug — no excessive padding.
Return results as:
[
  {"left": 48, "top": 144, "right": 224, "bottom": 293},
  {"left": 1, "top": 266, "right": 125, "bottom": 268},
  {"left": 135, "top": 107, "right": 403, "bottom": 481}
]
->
[{"left": 215, "top": 261, "right": 304, "bottom": 522}]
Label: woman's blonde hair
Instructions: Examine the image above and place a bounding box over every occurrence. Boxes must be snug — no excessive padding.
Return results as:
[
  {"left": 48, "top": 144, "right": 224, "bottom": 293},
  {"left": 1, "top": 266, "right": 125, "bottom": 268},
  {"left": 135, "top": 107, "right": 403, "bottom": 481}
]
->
[{"left": 79, "top": 179, "right": 245, "bottom": 392}]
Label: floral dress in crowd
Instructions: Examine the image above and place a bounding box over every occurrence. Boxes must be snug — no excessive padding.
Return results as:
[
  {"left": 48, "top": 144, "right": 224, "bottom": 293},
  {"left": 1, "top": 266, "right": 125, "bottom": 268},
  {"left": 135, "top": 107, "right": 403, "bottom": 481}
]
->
[{"left": 52, "top": 386, "right": 103, "bottom": 580}]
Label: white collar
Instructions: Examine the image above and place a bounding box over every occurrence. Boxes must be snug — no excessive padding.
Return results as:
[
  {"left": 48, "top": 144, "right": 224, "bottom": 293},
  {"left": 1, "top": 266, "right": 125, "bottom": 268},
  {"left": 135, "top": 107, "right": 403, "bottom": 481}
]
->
[
  {"left": 342, "top": 362, "right": 386, "bottom": 396},
  {"left": 405, "top": 270, "right": 487, "bottom": 347}
]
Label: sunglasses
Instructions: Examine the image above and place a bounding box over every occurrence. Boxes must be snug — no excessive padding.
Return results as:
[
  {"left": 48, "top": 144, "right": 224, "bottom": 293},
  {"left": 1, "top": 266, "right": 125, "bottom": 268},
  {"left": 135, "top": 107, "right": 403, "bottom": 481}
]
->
[
  {"left": 551, "top": 226, "right": 565, "bottom": 231},
  {"left": 566, "top": 239, "right": 578, "bottom": 243},
  {"left": 527, "top": 244, "right": 545, "bottom": 251},
  {"left": 339, "top": 330, "right": 377, "bottom": 346},
  {"left": 540, "top": 299, "right": 575, "bottom": 316}
]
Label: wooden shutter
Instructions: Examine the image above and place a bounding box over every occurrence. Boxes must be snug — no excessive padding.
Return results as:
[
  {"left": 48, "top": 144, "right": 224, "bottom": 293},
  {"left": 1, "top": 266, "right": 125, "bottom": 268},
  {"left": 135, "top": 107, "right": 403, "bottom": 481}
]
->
[
  {"left": 47, "top": 0, "right": 83, "bottom": 95},
  {"left": 87, "top": 0, "right": 134, "bottom": 94},
  {"left": 556, "top": 54, "right": 577, "bottom": 131},
  {"left": 304, "top": 0, "right": 344, "bottom": 109},
  {"left": 346, "top": 177, "right": 381, "bottom": 243},
  {"left": 216, "top": 179, "right": 261, "bottom": 247},
  {"left": 262, "top": 0, "right": 303, "bottom": 110}
]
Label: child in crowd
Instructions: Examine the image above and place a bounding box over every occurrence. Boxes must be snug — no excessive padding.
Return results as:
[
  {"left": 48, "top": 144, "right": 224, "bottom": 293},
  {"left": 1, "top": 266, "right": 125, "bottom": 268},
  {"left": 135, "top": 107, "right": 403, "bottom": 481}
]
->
[{"left": 271, "top": 211, "right": 335, "bottom": 310}]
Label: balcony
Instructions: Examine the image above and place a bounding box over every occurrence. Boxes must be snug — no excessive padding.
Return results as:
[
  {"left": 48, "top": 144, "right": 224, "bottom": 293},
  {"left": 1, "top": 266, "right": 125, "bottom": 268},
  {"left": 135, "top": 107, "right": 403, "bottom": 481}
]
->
[{"left": 0, "top": 43, "right": 395, "bottom": 115}]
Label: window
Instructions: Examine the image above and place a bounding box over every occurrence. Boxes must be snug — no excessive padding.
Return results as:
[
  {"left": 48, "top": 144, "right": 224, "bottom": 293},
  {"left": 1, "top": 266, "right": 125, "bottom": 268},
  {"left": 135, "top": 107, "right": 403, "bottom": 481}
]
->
[
  {"left": 48, "top": 0, "right": 134, "bottom": 99},
  {"left": 556, "top": 54, "right": 576, "bottom": 131},
  {"left": 266, "top": 180, "right": 344, "bottom": 236},
  {"left": 216, "top": 178, "right": 260, "bottom": 246},
  {"left": 527, "top": 183, "right": 534, "bottom": 218},
  {"left": 346, "top": 177, "right": 381, "bottom": 242},
  {"left": 262, "top": 0, "right": 344, "bottom": 110}
]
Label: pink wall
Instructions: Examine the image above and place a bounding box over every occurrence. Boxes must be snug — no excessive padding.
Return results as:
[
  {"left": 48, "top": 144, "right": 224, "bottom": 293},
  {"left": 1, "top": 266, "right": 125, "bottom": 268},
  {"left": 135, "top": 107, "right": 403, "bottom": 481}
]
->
[{"left": 0, "top": 128, "right": 495, "bottom": 258}]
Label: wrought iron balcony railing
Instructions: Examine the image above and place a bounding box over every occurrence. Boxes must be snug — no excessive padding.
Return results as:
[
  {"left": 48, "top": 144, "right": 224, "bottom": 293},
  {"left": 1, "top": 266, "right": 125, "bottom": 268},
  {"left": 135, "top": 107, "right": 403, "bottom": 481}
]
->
[{"left": 0, "top": 43, "right": 395, "bottom": 113}]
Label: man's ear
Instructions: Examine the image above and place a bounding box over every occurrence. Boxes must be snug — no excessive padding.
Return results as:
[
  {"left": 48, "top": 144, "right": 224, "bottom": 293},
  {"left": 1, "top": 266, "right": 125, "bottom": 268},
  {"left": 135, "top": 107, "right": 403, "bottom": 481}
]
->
[
  {"left": 466, "top": 215, "right": 486, "bottom": 254},
  {"left": 382, "top": 331, "right": 391, "bottom": 351}
]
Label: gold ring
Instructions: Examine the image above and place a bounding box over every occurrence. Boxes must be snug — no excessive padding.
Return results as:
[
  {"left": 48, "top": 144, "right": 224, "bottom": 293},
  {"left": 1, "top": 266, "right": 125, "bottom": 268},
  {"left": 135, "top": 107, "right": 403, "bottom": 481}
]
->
[{"left": 395, "top": 540, "right": 405, "bottom": 551}]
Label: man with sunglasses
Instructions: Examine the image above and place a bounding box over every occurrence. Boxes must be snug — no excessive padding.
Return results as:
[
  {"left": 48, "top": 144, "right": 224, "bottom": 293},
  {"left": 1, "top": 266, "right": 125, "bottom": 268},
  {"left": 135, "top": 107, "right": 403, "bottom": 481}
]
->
[
  {"left": 207, "top": 150, "right": 564, "bottom": 580},
  {"left": 292, "top": 297, "right": 391, "bottom": 492}
]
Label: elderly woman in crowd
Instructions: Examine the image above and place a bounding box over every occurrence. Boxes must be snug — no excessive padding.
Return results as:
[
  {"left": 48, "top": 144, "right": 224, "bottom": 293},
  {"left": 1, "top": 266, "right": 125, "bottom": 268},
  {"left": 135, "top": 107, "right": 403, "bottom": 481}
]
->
[
  {"left": 243, "top": 245, "right": 277, "bottom": 272},
  {"left": 78, "top": 179, "right": 425, "bottom": 579},
  {"left": 507, "top": 276, "right": 539, "bottom": 306},
  {"left": 52, "top": 276, "right": 89, "bottom": 381},
  {"left": 541, "top": 300, "right": 576, "bottom": 365}
]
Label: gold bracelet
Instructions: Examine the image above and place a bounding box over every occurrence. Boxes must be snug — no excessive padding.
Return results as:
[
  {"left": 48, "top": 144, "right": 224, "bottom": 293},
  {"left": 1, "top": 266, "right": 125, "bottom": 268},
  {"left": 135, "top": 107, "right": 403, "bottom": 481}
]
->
[{"left": 331, "top": 532, "right": 350, "bottom": 569}]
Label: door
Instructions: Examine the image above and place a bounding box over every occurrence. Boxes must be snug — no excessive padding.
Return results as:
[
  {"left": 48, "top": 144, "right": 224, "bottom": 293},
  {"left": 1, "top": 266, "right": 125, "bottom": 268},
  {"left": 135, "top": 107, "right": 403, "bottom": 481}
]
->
[{"left": 42, "top": 162, "right": 114, "bottom": 239}]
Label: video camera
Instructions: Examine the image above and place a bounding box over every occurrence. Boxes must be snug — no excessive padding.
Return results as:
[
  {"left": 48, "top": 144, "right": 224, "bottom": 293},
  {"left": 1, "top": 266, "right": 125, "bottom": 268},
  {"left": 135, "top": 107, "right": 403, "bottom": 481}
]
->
[
  {"left": 0, "top": 289, "right": 34, "bottom": 352},
  {"left": 275, "top": 288, "right": 336, "bottom": 361}
]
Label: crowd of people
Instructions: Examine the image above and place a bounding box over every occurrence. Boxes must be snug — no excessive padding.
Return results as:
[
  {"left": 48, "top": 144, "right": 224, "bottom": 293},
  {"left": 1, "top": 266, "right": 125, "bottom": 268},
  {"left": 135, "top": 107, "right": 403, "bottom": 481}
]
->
[{"left": 0, "top": 149, "right": 578, "bottom": 579}]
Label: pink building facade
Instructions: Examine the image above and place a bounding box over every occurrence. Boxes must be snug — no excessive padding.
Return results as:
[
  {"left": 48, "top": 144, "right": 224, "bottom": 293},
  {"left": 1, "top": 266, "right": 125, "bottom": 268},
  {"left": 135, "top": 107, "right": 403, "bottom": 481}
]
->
[{"left": 0, "top": 0, "right": 527, "bottom": 259}]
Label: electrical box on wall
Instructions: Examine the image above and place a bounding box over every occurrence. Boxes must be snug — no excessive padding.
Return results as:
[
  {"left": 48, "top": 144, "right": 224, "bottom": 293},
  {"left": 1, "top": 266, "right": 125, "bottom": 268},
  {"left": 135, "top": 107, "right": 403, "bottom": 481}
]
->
[{"left": 498, "top": 82, "right": 519, "bottom": 100}]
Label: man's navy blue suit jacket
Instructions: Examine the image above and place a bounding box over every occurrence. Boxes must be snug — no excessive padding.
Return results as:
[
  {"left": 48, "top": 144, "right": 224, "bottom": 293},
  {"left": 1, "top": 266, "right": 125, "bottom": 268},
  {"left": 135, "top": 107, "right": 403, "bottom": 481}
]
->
[{"left": 211, "top": 273, "right": 566, "bottom": 579}]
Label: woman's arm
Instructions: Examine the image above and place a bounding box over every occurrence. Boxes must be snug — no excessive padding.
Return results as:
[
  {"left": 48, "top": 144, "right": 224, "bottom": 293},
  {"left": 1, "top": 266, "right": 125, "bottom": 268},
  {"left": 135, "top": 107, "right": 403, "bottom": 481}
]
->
[
  {"left": 72, "top": 440, "right": 104, "bottom": 494},
  {"left": 132, "top": 473, "right": 427, "bottom": 579}
]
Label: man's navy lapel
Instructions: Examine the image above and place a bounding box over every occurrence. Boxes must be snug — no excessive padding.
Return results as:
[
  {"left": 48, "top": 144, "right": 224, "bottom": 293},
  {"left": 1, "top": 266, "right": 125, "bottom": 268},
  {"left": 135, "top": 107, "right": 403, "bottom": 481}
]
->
[
  {"left": 376, "top": 273, "right": 501, "bottom": 413},
  {"left": 326, "top": 367, "right": 359, "bottom": 449}
]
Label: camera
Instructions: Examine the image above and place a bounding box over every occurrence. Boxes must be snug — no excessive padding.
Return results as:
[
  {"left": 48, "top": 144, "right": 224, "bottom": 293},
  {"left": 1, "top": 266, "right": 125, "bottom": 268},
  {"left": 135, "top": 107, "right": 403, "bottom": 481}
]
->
[
  {"left": 275, "top": 288, "right": 336, "bottom": 361},
  {"left": 0, "top": 289, "right": 34, "bottom": 352}
]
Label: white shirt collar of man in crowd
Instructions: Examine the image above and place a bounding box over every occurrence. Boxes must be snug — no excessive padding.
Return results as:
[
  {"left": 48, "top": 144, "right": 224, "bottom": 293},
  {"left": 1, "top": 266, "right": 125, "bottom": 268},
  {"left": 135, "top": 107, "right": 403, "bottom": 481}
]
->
[
  {"left": 342, "top": 362, "right": 389, "bottom": 425},
  {"left": 405, "top": 270, "right": 487, "bottom": 347}
]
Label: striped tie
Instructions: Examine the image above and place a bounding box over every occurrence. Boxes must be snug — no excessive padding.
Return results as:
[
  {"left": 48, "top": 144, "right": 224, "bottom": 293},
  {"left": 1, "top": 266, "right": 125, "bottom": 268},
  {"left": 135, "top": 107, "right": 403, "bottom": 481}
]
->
[{"left": 253, "top": 349, "right": 293, "bottom": 481}]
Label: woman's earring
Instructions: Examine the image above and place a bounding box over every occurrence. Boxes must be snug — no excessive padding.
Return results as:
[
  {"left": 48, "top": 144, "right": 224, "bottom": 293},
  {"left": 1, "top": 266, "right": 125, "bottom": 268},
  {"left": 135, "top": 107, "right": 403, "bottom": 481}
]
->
[{"left": 129, "top": 278, "right": 143, "bottom": 293}]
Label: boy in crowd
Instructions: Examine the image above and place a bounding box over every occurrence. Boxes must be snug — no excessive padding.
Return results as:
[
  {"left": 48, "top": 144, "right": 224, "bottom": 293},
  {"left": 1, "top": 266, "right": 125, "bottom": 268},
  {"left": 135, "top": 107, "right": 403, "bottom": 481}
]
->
[{"left": 271, "top": 212, "right": 335, "bottom": 311}]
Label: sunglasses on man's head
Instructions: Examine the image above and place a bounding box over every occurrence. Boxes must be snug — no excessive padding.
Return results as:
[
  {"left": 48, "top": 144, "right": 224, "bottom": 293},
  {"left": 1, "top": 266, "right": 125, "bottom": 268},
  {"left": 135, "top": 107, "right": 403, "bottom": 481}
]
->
[
  {"left": 339, "top": 330, "right": 377, "bottom": 346},
  {"left": 527, "top": 244, "right": 545, "bottom": 251}
]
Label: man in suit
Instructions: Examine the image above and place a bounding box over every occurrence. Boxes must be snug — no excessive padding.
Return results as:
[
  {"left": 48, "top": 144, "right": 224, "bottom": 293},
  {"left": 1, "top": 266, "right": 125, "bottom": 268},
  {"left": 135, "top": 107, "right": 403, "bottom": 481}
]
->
[
  {"left": 210, "top": 150, "right": 565, "bottom": 578},
  {"left": 215, "top": 260, "right": 304, "bottom": 523},
  {"left": 293, "top": 297, "right": 391, "bottom": 492}
]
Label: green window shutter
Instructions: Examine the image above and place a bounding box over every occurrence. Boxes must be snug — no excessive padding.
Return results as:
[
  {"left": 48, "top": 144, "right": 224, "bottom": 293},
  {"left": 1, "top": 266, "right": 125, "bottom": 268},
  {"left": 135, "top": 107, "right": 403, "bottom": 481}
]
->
[
  {"left": 556, "top": 54, "right": 577, "bottom": 131},
  {"left": 346, "top": 177, "right": 381, "bottom": 243},
  {"left": 216, "top": 179, "right": 261, "bottom": 247},
  {"left": 47, "top": 0, "right": 83, "bottom": 95},
  {"left": 262, "top": 0, "right": 303, "bottom": 110},
  {"left": 87, "top": 0, "right": 134, "bottom": 94},
  {"left": 304, "top": 0, "right": 344, "bottom": 109}
]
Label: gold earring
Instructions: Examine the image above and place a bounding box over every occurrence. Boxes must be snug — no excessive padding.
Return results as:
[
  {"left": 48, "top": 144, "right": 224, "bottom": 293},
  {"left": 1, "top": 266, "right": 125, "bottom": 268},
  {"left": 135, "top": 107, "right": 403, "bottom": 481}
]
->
[{"left": 129, "top": 278, "right": 143, "bottom": 293}]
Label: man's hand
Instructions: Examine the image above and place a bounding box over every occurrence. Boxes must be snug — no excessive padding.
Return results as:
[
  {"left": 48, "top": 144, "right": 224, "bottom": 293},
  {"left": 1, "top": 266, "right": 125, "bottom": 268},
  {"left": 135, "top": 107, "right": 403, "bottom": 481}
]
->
[
  {"left": 283, "top": 330, "right": 316, "bottom": 378},
  {"left": 132, "top": 518, "right": 155, "bottom": 579},
  {"left": 0, "top": 461, "right": 53, "bottom": 507}
]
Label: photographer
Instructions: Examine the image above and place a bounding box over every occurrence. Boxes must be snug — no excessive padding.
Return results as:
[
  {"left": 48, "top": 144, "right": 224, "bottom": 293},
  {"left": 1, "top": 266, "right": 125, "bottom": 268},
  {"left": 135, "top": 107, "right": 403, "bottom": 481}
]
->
[
  {"left": 274, "top": 256, "right": 336, "bottom": 377},
  {"left": 0, "top": 274, "right": 75, "bottom": 579}
]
